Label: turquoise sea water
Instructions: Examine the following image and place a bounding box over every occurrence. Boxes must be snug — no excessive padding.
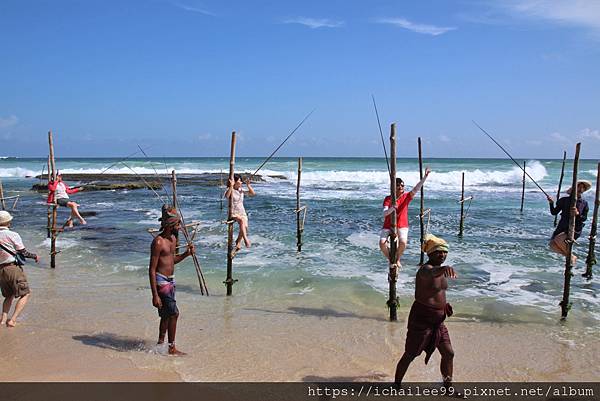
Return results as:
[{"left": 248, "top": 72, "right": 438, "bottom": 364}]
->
[{"left": 0, "top": 157, "right": 598, "bottom": 326}]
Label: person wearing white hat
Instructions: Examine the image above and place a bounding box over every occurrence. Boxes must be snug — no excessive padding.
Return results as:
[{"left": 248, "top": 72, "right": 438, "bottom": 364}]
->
[
  {"left": 546, "top": 180, "right": 592, "bottom": 263},
  {"left": 0, "top": 211, "right": 38, "bottom": 327}
]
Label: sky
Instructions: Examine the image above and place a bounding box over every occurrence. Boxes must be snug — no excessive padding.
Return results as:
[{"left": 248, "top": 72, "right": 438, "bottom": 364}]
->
[{"left": 1, "top": 0, "right": 599, "bottom": 159}]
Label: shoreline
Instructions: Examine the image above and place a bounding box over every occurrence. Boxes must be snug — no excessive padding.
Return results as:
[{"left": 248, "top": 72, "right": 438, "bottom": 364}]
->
[{"left": 1, "top": 269, "right": 598, "bottom": 382}]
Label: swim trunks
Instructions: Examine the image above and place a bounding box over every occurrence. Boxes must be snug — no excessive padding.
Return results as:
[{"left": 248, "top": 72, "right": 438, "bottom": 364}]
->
[{"left": 156, "top": 273, "right": 178, "bottom": 318}]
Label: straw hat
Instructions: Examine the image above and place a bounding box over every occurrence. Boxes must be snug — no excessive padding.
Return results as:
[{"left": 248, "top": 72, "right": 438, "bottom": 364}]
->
[
  {"left": 566, "top": 180, "right": 592, "bottom": 195},
  {"left": 0, "top": 211, "right": 13, "bottom": 225}
]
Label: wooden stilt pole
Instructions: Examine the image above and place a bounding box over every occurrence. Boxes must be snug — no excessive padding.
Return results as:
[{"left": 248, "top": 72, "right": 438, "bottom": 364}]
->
[
  {"left": 418, "top": 137, "right": 425, "bottom": 265},
  {"left": 171, "top": 171, "right": 179, "bottom": 254},
  {"left": 48, "top": 131, "right": 58, "bottom": 269},
  {"left": 0, "top": 179, "right": 5, "bottom": 211},
  {"left": 387, "top": 123, "right": 399, "bottom": 321},
  {"left": 220, "top": 169, "right": 224, "bottom": 211},
  {"left": 555, "top": 151, "right": 567, "bottom": 227},
  {"left": 583, "top": 162, "right": 600, "bottom": 279},
  {"left": 296, "top": 157, "right": 303, "bottom": 252},
  {"left": 171, "top": 170, "right": 209, "bottom": 295},
  {"left": 225, "top": 132, "right": 237, "bottom": 296},
  {"left": 46, "top": 156, "right": 51, "bottom": 238},
  {"left": 459, "top": 172, "right": 465, "bottom": 237},
  {"left": 561, "top": 142, "right": 581, "bottom": 319},
  {"left": 520, "top": 161, "right": 526, "bottom": 212}
]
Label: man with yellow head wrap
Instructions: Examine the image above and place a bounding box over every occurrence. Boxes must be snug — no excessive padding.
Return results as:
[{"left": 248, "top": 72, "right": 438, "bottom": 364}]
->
[{"left": 395, "top": 234, "right": 457, "bottom": 389}]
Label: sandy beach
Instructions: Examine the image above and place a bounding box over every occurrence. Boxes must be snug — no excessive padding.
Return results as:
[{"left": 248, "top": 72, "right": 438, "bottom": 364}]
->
[{"left": 1, "top": 264, "right": 598, "bottom": 382}]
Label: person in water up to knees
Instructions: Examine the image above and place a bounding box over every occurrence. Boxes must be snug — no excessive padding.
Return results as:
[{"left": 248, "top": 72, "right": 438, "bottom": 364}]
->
[
  {"left": 379, "top": 167, "right": 431, "bottom": 269},
  {"left": 47, "top": 173, "right": 86, "bottom": 227},
  {"left": 547, "top": 180, "right": 591, "bottom": 265},
  {"left": 149, "top": 205, "right": 194, "bottom": 356},
  {"left": 225, "top": 174, "right": 255, "bottom": 252},
  {"left": 0, "top": 211, "right": 39, "bottom": 328}
]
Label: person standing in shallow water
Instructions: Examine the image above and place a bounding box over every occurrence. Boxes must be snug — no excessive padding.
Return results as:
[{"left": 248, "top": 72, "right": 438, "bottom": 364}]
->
[
  {"left": 395, "top": 234, "right": 457, "bottom": 388},
  {"left": 547, "top": 180, "right": 591, "bottom": 265},
  {"left": 149, "top": 205, "right": 194, "bottom": 356},
  {"left": 225, "top": 174, "right": 255, "bottom": 252},
  {"left": 379, "top": 167, "right": 431, "bottom": 269}
]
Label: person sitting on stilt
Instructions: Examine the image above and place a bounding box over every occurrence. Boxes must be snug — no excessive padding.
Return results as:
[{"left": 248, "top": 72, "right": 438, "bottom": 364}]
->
[
  {"left": 47, "top": 173, "right": 86, "bottom": 227},
  {"left": 379, "top": 167, "right": 431, "bottom": 269},
  {"left": 225, "top": 174, "right": 255, "bottom": 253},
  {"left": 547, "top": 180, "right": 591, "bottom": 265}
]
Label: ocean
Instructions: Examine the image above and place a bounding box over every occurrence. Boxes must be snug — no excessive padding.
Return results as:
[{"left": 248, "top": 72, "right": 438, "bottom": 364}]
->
[{"left": 0, "top": 156, "right": 599, "bottom": 379}]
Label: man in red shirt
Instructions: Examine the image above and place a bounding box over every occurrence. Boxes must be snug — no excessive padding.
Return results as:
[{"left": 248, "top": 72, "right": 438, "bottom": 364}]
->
[{"left": 379, "top": 167, "right": 431, "bottom": 267}]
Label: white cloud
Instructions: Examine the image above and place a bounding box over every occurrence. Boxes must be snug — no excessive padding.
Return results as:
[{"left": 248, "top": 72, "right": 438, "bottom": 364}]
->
[
  {"left": 550, "top": 132, "right": 571, "bottom": 143},
  {"left": 526, "top": 139, "right": 542, "bottom": 146},
  {"left": 197, "top": 133, "right": 213, "bottom": 141},
  {"left": 495, "top": 0, "right": 600, "bottom": 34},
  {"left": 283, "top": 17, "right": 344, "bottom": 29},
  {"left": 578, "top": 128, "right": 600, "bottom": 141},
  {"left": 375, "top": 18, "right": 456, "bottom": 36},
  {"left": 174, "top": 2, "right": 215, "bottom": 16},
  {"left": 0, "top": 115, "right": 18, "bottom": 129},
  {"left": 439, "top": 134, "right": 451, "bottom": 143}
]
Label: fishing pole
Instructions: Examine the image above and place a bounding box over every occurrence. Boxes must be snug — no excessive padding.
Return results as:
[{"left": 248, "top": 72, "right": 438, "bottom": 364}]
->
[
  {"left": 251, "top": 108, "right": 315, "bottom": 178},
  {"left": 372, "top": 95, "right": 390, "bottom": 175},
  {"left": 120, "top": 161, "right": 166, "bottom": 204},
  {"left": 137, "top": 145, "right": 171, "bottom": 200},
  {"left": 472, "top": 120, "right": 550, "bottom": 198}
]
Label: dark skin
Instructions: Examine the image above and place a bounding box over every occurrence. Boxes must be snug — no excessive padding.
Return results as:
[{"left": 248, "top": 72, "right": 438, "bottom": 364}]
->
[
  {"left": 148, "top": 221, "right": 194, "bottom": 356},
  {"left": 395, "top": 250, "right": 457, "bottom": 386}
]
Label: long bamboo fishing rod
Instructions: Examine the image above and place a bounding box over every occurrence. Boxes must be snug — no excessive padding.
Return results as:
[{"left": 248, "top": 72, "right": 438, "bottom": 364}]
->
[
  {"left": 120, "top": 161, "right": 166, "bottom": 204},
  {"left": 137, "top": 144, "right": 171, "bottom": 200},
  {"left": 371, "top": 95, "right": 390, "bottom": 175},
  {"left": 251, "top": 109, "right": 315, "bottom": 178},
  {"left": 472, "top": 120, "right": 550, "bottom": 198}
]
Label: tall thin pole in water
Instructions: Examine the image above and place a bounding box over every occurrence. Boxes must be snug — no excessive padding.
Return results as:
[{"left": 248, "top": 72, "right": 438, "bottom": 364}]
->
[
  {"left": 387, "top": 123, "right": 398, "bottom": 321},
  {"left": 520, "top": 161, "right": 526, "bottom": 212},
  {"left": 459, "top": 172, "right": 465, "bottom": 237},
  {"left": 225, "top": 132, "right": 237, "bottom": 296},
  {"left": 561, "top": 142, "right": 581, "bottom": 320},
  {"left": 583, "top": 162, "right": 600, "bottom": 280},
  {"left": 0, "top": 179, "right": 5, "bottom": 211},
  {"left": 554, "top": 151, "right": 567, "bottom": 227},
  {"left": 46, "top": 156, "right": 51, "bottom": 238},
  {"left": 296, "top": 157, "right": 303, "bottom": 252},
  {"left": 418, "top": 137, "right": 425, "bottom": 265},
  {"left": 48, "top": 131, "right": 58, "bottom": 269}
]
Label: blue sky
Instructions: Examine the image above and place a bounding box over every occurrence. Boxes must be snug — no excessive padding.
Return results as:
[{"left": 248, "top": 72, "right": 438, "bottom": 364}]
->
[{"left": 1, "top": 0, "right": 599, "bottom": 158}]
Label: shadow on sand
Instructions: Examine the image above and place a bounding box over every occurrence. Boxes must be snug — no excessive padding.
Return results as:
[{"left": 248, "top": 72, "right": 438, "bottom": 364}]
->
[
  {"left": 72, "top": 332, "right": 148, "bottom": 352},
  {"left": 244, "top": 306, "right": 388, "bottom": 322}
]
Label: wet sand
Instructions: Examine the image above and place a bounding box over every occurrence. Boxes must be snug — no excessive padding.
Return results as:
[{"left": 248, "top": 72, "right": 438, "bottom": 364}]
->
[{"left": 1, "top": 268, "right": 599, "bottom": 382}]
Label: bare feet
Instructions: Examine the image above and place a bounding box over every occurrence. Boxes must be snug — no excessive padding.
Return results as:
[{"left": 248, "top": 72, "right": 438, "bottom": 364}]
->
[
  {"left": 235, "top": 242, "right": 242, "bottom": 252},
  {"left": 80, "top": 219, "right": 87, "bottom": 225},
  {"left": 66, "top": 219, "right": 74, "bottom": 228},
  {"left": 244, "top": 240, "right": 251, "bottom": 248},
  {"left": 0, "top": 319, "right": 6, "bottom": 326},
  {"left": 168, "top": 344, "right": 187, "bottom": 356},
  {"left": 6, "top": 319, "right": 16, "bottom": 328}
]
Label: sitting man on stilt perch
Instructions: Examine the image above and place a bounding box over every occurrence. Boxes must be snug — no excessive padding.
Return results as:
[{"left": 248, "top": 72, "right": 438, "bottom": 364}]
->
[
  {"left": 379, "top": 167, "right": 430, "bottom": 270},
  {"left": 225, "top": 174, "right": 255, "bottom": 253},
  {"left": 47, "top": 172, "right": 86, "bottom": 227},
  {"left": 547, "top": 180, "right": 591, "bottom": 265}
]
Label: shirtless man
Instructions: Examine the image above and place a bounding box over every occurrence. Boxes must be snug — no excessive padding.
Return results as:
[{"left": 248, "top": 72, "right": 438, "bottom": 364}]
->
[
  {"left": 149, "top": 205, "right": 194, "bottom": 356},
  {"left": 225, "top": 174, "right": 255, "bottom": 252},
  {"left": 395, "top": 234, "right": 457, "bottom": 388}
]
